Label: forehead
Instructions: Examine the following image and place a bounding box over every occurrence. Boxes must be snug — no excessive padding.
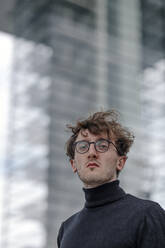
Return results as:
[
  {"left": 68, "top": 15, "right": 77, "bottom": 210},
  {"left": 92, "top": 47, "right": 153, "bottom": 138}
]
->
[{"left": 76, "top": 129, "right": 108, "bottom": 141}]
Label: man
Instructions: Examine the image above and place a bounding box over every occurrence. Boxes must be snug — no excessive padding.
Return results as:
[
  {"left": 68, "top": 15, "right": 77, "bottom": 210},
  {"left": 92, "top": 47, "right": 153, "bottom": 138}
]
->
[{"left": 57, "top": 110, "right": 165, "bottom": 248}]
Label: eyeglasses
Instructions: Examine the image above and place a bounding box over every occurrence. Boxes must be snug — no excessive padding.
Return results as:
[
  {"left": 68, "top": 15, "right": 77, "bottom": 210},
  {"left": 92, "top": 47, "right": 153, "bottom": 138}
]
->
[{"left": 73, "top": 139, "right": 119, "bottom": 154}]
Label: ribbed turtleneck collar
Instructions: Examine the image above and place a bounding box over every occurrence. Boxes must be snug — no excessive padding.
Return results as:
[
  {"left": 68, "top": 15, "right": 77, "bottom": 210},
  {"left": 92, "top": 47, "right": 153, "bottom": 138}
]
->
[{"left": 83, "top": 180, "right": 126, "bottom": 208}]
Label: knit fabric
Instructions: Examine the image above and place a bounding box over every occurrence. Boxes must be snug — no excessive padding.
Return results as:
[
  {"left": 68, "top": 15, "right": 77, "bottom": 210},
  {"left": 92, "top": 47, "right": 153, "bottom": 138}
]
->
[{"left": 57, "top": 180, "right": 165, "bottom": 248}]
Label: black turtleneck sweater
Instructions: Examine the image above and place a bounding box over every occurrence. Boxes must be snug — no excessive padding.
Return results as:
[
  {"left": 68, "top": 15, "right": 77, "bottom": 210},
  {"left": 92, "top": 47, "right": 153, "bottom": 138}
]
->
[{"left": 57, "top": 180, "right": 165, "bottom": 248}]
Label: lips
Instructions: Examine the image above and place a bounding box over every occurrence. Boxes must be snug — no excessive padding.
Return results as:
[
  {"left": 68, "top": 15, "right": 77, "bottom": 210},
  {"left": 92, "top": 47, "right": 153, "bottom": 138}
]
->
[{"left": 87, "top": 162, "right": 99, "bottom": 168}]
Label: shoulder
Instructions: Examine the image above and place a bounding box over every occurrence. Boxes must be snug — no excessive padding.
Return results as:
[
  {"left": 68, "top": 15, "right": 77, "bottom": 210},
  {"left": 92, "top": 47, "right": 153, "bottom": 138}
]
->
[
  {"left": 124, "top": 194, "right": 165, "bottom": 218},
  {"left": 126, "top": 194, "right": 163, "bottom": 207},
  {"left": 57, "top": 210, "right": 82, "bottom": 246},
  {"left": 60, "top": 208, "right": 83, "bottom": 228},
  {"left": 129, "top": 196, "right": 165, "bottom": 247},
  {"left": 122, "top": 194, "right": 165, "bottom": 243}
]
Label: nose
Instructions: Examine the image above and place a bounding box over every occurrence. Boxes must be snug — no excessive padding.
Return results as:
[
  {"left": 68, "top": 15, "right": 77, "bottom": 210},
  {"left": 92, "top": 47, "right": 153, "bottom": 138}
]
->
[{"left": 87, "top": 143, "right": 98, "bottom": 159}]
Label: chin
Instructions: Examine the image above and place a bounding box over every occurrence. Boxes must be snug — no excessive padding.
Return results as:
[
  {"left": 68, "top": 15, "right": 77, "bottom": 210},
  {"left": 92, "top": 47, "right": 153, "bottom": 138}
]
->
[{"left": 81, "top": 176, "right": 108, "bottom": 186}]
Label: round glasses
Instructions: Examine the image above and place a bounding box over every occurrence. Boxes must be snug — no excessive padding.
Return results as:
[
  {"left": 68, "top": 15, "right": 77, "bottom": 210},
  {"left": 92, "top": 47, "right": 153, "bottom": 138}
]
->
[{"left": 73, "top": 139, "right": 119, "bottom": 154}]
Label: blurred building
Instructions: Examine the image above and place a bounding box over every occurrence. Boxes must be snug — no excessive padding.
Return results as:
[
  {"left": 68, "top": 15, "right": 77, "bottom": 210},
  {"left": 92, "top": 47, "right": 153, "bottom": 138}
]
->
[{"left": 0, "top": 0, "right": 165, "bottom": 248}]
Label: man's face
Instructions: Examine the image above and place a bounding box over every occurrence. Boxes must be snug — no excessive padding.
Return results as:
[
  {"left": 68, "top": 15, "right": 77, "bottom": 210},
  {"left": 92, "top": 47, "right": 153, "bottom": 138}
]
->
[{"left": 70, "top": 129, "right": 126, "bottom": 188}]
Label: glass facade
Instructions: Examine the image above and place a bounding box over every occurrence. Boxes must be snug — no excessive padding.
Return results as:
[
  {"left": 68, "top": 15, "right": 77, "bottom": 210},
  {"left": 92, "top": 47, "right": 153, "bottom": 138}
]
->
[
  {"left": 0, "top": 0, "right": 165, "bottom": 248},
  {"left": 140, "top": 0, "right": 165, "bottom": 203}
]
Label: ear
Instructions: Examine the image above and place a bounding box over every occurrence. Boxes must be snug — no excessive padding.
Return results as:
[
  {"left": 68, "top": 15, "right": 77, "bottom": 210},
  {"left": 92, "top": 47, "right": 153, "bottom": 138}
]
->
[
  {"left": 116, "top": 156, "right": 127, "bottom": 172},
  {"left": 70, "top": 159, "right": 77, "bottom": 173}
]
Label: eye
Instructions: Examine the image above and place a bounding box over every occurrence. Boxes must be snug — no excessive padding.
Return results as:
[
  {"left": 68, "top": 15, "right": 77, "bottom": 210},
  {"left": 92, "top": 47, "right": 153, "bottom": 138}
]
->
[
  {"left": 96, "top": 140, "right": 109, "bottom": 151},
  {"left": 76, "top": 141, "right": 89, "bottom": 152}
]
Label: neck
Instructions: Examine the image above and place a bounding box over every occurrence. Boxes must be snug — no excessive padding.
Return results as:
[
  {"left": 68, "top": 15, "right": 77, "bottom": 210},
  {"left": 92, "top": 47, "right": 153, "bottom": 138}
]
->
[
  {"left": 83, "top": 178, "right": 117, "bottom": 189},
  {"left": 83, "top": 180, "right": 126, "bottom": 208}
]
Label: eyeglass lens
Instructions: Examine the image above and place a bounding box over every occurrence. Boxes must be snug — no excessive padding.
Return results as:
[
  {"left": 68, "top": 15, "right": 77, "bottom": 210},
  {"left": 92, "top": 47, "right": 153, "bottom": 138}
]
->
[{"left": 75, "top": 139, "right": 110, "bottom": 154}]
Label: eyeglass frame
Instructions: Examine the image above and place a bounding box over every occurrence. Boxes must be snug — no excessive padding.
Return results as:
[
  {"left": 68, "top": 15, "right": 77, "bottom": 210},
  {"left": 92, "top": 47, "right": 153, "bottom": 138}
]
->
[{"left": 73, "top": 138, "right": 121, "bottom": 155}]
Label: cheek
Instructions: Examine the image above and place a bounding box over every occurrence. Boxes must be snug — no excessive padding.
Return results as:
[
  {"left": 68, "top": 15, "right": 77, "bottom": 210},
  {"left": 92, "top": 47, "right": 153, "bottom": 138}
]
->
[
  {"left": 74, "top": 155, "right": 84, "bottom": 168},
  {"left": 75, "top": 151, "right": 86, "bottom": 160},
  {"left": 103, "top": 156, "right": 118, "bottom": 168}
]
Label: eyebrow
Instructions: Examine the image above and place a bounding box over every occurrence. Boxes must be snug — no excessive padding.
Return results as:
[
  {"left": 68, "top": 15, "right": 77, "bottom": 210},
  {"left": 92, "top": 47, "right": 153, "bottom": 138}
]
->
[{"left": 75, "top": 138, "right": 110, "bottom": 143}]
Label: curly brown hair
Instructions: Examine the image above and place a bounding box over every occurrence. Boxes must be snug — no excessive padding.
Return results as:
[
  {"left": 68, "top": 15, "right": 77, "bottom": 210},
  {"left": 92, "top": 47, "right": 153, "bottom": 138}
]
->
[{"left": 66, "top": 110, "right": 135, "bottom": 160}]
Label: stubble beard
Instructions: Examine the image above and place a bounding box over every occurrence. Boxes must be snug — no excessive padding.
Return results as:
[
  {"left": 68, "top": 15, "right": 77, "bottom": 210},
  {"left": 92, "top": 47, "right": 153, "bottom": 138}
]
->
[{"left": 77, "top": 168, "right": 115, "bottom": 188}]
